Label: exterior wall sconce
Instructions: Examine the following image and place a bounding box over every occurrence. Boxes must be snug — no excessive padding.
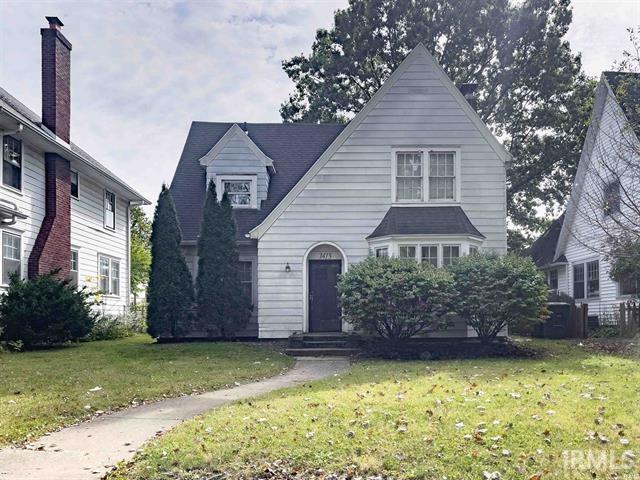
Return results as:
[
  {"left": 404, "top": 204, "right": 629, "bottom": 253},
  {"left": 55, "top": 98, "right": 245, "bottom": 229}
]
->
[{"left": 285, "top": 263, "right": 291, "bottom": 273}]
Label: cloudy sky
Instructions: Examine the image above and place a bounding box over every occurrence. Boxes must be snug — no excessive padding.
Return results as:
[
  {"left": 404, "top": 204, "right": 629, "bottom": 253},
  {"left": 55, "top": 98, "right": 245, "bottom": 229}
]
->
[{"left": 1, "top": 0, "right": 638, "bottom": 212}]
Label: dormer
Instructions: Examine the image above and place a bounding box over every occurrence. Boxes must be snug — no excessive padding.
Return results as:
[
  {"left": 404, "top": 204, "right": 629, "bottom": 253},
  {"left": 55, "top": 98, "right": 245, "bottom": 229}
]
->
[{"left": 198, "top": 123, "right": 275, "bottom": 209}]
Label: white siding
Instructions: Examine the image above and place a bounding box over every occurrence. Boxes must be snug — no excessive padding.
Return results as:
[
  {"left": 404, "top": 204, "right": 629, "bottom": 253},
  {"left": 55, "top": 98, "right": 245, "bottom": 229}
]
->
[
  {"left": 256, "top": 48, "right": 507, "bottom": 338},
  {"left": 562, "top": 87, "right": 640, "bottom": 318}
]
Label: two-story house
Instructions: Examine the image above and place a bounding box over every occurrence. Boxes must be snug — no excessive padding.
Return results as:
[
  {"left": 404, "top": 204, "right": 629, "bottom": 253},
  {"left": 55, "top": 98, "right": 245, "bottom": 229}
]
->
[
  {"left": 529, "top": 71, "right": 639, "bottom": 321},
  {"left": 0, "top": 17, "right": 148, "bottom": 313},
  {"left": 171, "top": 44, "right": 510, "bottom": 339}
]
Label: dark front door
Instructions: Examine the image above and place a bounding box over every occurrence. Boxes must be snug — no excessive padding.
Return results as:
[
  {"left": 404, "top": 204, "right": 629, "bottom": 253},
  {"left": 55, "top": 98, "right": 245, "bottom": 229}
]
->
[{"left": 308, "top": 260, "right": 342, "bottom": 332}]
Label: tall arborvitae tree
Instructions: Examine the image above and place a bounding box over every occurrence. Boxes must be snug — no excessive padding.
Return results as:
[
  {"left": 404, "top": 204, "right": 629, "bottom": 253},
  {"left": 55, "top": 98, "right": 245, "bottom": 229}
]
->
[
  {"left": 147, "top": 185, "right": 194, "bottom": 338},
  {"left": 196, "top": 181, "right": 252, "bottom": 338}
]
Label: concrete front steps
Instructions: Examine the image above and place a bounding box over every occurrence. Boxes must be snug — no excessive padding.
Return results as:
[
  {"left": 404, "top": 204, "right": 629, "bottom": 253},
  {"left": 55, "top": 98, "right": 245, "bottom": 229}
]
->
[{"left": 286, "top": 332, "right": 360, "bottom": 357}]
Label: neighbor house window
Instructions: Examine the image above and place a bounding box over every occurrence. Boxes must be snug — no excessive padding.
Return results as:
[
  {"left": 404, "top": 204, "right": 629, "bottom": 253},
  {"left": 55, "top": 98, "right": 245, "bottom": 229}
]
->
[
  {"left": 2, "top": 136, "right": 22, "bottom": 191},
  {"left": 70, "top": 249, "right": 79, "bottom": 287},
  {"left": 573, "top": 264, "right": 585, "bottom": 299},
  {"left": 374, "top": 247, "right": 389, "bottom": 258},
  {"left": 98, "top": 255, "right": 120, "bottom": 296},
  {"left": 428, "top": 151, "right": 456, "bottom": 201},
  {"left": 586, "top": 260, "right": 599, "bottom": 298},
  {"left": 603, "top": 180, "right": 621, "bottom": 215},
  {"left": 70, "top": 171, "right": 79, "bottom": 199},
  {"left": 104, "top": 190, "right": 116, "bottom": 230},
  {"left": 619, "top": 274, "right": 638, "bottom": 296},
  {"left": 238, "top": 261, "right": 252, "bottom": 301},
  {"left": 420, "top": 245, "right": 438, "bottom": 266},
  {"left": 548, "top": 268, "right": 558, "bottom": 291},
  {"left": 2, "top": 232, "right": 20, "bottom": 284},
  {"left": 395, "top": 152, "right": 423, "bottom": 201},
  {"left": 442, "top": 245, "right": 460, "bottom": 266},
  {"left": 399, "top": 245, "right": 417, "bottom": 259}
]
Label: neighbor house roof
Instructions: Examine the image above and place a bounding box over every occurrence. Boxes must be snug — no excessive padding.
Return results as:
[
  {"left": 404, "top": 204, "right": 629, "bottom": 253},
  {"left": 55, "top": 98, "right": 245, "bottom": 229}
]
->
[
  {"left": 170, "top": 122, "right": 345, "bottom": 242},
  {"left": 603, "top": 71, "right": 640, "bottom": 138},
  {"left": 366, "top": 206, "right": 485, "bottom": 240},
  {"left": 528, "top": 213, "right": 566, "bottom": 268},
  {"left": 0, "top": 86, "right": 149, "bottom": 204}
]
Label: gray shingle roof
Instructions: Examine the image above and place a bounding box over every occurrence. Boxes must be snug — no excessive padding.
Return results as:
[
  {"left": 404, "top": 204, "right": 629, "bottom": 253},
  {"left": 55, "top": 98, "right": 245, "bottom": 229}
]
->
[
  {"left": 170, "top": 122, "right": 346, "bottom": 242},
  {"left": 0, "top": 86, "right": 148, "bottom": 203},
  {"left": 528, "top": 213, "right": 565, "bottom": 267},
  {"left": 367, "top": 206, "right": 485, "bottom": 239}
]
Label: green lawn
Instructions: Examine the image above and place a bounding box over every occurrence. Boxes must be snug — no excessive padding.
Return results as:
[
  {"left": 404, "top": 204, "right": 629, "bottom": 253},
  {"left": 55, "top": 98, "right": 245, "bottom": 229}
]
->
[
  {"left": 0, "top": 335, "right": 292, "bottom": 446},
  {"left": 112, "top": 340, "right": 640, "bottom": 480}
]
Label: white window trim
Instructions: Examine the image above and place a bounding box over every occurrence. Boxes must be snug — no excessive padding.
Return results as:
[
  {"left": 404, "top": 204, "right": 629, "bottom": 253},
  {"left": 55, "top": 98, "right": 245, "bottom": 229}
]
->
[
  {"left": 1, "top": 134, "right": 24, "bottom": 194},
  {"left": 103, "top": 189, "right": 116, "bottom": 231},
  {"left": 97, "top": 254, "right": 120, "bottom": 297},
  {"left": 70, "top": 170, "right": 80, "bottom": 200},
  {"left": 391, "top": 147, "right": 462, "bottom": 205},
  {"left": 370, "top": 236, "right": 479, "bottom": 267},
  {"left": 1, "top": 229, "right": 22, "bottom": 286},
  {"left": 216, "top": 175, "right": 258, "bottom": 209}
]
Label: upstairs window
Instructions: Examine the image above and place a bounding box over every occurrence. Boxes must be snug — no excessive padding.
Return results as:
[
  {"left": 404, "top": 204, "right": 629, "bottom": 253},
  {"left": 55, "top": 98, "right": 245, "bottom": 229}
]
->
[
  {"left": 70, "top": 171, "right": 79, "bottom": 199},
  {"left": 428, "top": 152, "right": 456, "bottom": 201},
  {"left": 603, "top": 180, "right": 621, "bottom": 215},
  {"left": 104, "top": 190, "right": 116, "bottom": 230},
  {"left": 2, "top": 232, "right": 20, "bottom": 284},
  {"left": 217, "top": 175, "right": 257, "bottom": 208},
  {"left": 2, "top": 136, "right": 22, "bottom": 191},
  {"left": 395, "top": 152, "right": 423, "bottom": 201}
]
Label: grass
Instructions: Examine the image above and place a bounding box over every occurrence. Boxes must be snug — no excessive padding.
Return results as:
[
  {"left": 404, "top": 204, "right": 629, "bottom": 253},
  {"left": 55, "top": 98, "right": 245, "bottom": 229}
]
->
[
  {"left": 111, "top": 339, "right": 640, "bottom": 480},
  {"left": 0, "top": 335, "right": 293, "bottom": 446}
]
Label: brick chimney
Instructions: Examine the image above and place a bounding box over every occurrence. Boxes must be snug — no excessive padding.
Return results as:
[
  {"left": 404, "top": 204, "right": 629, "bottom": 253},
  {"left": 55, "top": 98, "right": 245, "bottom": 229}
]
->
[
  {"left": 29, "top": 17, "right": 72, "bottom": 279},
  {"left": 41, "top": 16, "right": 71, "bottom": 143}
]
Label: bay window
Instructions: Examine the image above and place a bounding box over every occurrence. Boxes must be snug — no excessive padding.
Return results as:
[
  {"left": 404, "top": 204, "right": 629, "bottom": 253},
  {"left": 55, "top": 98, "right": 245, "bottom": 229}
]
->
[
  {"left": 374, "top": 246, "right": 389, "bottom": 258},
  {"left": 420, "top": 245, "right": 438, "bottom": 266},
  {"left": 399, "top": 245, "right": 417, "bottom": 259},
  {"left": 442, "top": 245, "right": 460, "bottom": 266}
]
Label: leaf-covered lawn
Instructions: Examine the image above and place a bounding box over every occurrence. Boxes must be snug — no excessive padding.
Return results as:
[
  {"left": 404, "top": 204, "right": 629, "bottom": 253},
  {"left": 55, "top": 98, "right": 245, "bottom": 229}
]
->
[
  {"left": 0, "top": 335, "right": 292, "bottom": 446},
  {"left": 112, "top": 339, "right": 640, "bottom": 480}
]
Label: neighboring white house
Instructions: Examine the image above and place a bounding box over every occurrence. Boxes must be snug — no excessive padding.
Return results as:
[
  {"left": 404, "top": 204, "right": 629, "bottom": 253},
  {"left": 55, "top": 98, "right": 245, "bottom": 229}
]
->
[
  {"left": 171, "top": 43, "right": 510, "bottom": 339},
  {"left": 0, "top": 17, "right": 148, "bottom": 314},
  {"left": 529, "top": 71, "right": 640, "bottom": 322}
]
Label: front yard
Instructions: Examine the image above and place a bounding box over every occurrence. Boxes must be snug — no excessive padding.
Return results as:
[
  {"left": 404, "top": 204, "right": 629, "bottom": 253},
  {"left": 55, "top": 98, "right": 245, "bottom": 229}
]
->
[
  {"left": 0, "top": 335, "right": 292, "bottom": 446},
  {"left": 112, "top": 339, "right": 640, "bottom": 479}
]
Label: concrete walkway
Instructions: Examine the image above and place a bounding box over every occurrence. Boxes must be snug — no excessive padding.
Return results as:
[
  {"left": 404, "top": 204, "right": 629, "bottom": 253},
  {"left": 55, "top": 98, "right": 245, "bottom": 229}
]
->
[{"left": 0, "top": 357, "right": 349, "bottom": 480}]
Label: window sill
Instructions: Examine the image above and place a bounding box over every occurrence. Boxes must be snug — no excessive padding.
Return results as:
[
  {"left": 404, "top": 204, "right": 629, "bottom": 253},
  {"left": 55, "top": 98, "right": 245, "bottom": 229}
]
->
[{"left": 0, "top": 184, "right": 23, "bottom": 196}]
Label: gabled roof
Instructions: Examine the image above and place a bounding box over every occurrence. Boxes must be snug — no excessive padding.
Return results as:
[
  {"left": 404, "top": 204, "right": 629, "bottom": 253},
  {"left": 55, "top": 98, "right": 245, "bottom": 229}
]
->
[
  {"left": 248, "top": 43, "right": 511, "bottom": 239},
  {"left": 528, "top": 213, "right": 566, "bottom": 268},
  {"left": 170, "top": 122, "right": 345, "bottom": 242},
  {"left": 0, "top": 86, "right": 149, "bottom": 204},
  {"left": 367, "top": 206, "right": 485, "bottom": 240},
  {"left": 603, "top": 71, "right": 640, "bottom": 138},
  {"left": 198, "top": 123, "right": 275, "bottom": 170}
]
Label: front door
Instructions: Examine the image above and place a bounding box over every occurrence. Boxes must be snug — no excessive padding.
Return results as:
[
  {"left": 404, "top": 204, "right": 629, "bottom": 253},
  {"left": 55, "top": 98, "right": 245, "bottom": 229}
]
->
[{"left": 308, "top": 260, "right": 342, "bottom": 332}]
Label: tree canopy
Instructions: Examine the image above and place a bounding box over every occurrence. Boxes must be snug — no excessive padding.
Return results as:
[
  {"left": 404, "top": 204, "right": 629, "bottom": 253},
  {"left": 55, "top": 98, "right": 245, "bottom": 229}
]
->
[
  {"left": 280, "top": 0, "right": 594, "bottom": 233},
  {"left": 130, "top": 205, "right": 151, "bottom": 300}
]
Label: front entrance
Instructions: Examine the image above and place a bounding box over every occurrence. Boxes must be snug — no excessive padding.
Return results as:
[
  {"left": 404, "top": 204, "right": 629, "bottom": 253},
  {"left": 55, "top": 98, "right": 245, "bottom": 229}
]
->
[{"left": 308, "top": 259, "right": 342, "bottom": 332}]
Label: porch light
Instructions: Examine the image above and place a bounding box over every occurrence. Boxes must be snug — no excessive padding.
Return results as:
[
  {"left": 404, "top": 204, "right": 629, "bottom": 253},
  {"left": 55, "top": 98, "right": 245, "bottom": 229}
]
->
[{"left": 285, "top": 263, "right": 291, "bottom": 273}]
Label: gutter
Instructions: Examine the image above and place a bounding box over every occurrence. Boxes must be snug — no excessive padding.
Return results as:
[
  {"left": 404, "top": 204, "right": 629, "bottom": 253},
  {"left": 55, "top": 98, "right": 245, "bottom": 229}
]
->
[{"left": 0, "top": 106, "right": 151, "bottom": 205}]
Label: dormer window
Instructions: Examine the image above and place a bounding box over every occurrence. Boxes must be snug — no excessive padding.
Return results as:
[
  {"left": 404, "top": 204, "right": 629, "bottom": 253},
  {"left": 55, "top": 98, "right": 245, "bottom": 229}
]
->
[
  {"left": 392, "top": 148, "right": 460, "bottom": 203},
  {"left": 216, "top": 175, "right": 257, "bottom": 209}
]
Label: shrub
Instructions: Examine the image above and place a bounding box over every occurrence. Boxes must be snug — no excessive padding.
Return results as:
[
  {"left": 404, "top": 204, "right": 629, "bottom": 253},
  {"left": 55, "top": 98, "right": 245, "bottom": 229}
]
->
[
  {"left": 0, "top": 272, "right": 96, "bottom": 349},
  {"left": 86, "top": 311, "right": 146, "bottom": 341},
  {"left": 337, "top": 257, "right": 455, "bottom": 339},
  {"left": 450, "top": 253, "right": 549, "bottom": 343}
]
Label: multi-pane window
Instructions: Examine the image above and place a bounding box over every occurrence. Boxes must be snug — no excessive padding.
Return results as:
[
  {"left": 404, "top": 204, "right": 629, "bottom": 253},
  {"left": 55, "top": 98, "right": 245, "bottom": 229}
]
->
[
  {"left": 573, "top": 264, "right": 585, "bottom": 299},
  {"left": 603, "top": 180, "right": 621, "bottom": 215},
  {"left": 223, "top": 180, "right": 252, "bottom": 207},
  {"left": 420, "top": 245, "right": 438, "bottom": 266},
  {"left": 238, "top": 261, "right": 252, "bottom": 302},
  {"left": 2, "top": 232, "right": 20, "bottom": 284},
  {"left": 428, "top": 152, "right": 455, "bottom": 201},
  {"left": 98, "top": 255, "right": 120, "bottom": 296},
  {"left": 70, "top": 171, "right": 79, "bottom": 199},
  {"left": 548, "top": 268, "right": 558, "bottom": 291},
  {"left": 396, "top": 152, "right": 423, "bottom": 201},
  {"left": 70, "top": 250, "right": 79, "bottom": 287},
  {"left": 619, "top": 274, "right": 638, "bottom": 296},
  {"left": 586, "top": 261, "right": 599, "bottom": 298},
  {"left": 374, "top": 247, "right": 389, "bottom": 258},
  {"left": 442, "top": 245, "right": 460, "bottom": 266},
  {"left": 399, "top": 245, "right": 417, "bottom": 259},
  {"left": 2, "top": 136, "right": 22, "bottom": 190},
  {"left": 104, "top": 190, "right": 116, "bottom": 230}
]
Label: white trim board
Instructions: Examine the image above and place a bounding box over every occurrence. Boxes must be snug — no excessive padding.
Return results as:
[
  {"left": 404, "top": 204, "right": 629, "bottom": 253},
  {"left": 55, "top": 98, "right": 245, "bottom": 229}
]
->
[
  {"left": 248, "top": 43, "right": 510, "bottom": 240},
  {"left": 198, "top": 123, "right": 274, "bottom": 170}
]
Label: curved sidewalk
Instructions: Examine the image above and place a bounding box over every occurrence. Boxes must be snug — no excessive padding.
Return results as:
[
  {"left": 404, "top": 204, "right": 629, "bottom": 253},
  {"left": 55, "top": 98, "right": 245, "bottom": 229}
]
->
[{"left": 0, "top": 357, "right": 350, "bottom": 480}]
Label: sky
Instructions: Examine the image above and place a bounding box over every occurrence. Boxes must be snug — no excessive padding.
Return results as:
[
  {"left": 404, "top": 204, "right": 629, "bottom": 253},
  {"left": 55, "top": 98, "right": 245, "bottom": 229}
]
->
[{"left": 1, "top": 0, "right": 639, "bottom": 213}]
